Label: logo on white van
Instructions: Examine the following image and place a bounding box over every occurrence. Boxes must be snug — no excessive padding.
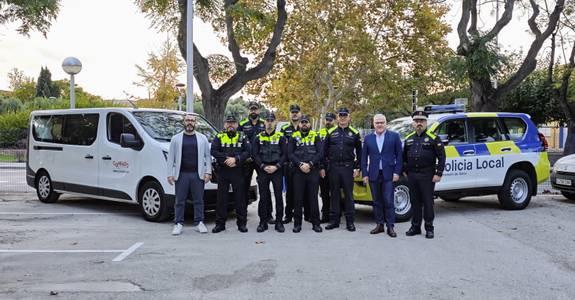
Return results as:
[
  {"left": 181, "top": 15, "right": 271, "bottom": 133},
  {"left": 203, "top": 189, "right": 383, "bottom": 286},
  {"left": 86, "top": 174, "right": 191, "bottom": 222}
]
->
[{"left": 112, "top": 160, "right": 130, "bottom": 173}]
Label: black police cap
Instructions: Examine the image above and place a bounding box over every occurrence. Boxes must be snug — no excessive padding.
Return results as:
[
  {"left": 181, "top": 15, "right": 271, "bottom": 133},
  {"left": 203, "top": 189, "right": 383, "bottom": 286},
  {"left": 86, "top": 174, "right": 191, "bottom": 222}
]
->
[
  {"left": 300, "top": 115, "right": 310, "bottom": 122},
  {"left": 337, "top": 107, "right": 350, "bottom": 115},
  {"left": 325, "top": 112, "right": 336, "bottom": 120},
  {"left": 289, "top": 104, "right": 301, "bottom": 112},
  {"left": 248, "top": 101, "right": 259, "bottom": 109},
  {"left": 224, "top": 115, "right": 237, "bottom": 122},
  {"left": 264, "top": 112, "right": 276, "bottom": 121}
]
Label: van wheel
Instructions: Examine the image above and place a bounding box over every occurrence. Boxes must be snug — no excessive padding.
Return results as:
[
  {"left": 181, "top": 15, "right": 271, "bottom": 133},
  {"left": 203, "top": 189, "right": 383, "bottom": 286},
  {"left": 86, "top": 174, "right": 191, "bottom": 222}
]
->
[
  {"left": 35, "top": 171, "right": 60, "bottom": 203},
  {"left": 561, "top": 191, "right": 575, "bottom": 201},
  {"left": 139, "top": 181, "right": 169, "bottom": 222},
  {"left": 498, "top": 169, "right": 532, "bottom": 210},
  {"left": 394, "top": 178, "right": 413, "bottom": 222},
  {"left": 440, "top": 196, "right": 461, "bottom": 202}
]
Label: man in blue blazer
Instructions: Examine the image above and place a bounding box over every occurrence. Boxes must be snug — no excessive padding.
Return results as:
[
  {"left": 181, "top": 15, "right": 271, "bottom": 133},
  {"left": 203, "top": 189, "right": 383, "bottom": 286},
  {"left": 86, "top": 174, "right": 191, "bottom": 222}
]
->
[{"left": 361, "top": 114, "right": 403, "bottom": 237}]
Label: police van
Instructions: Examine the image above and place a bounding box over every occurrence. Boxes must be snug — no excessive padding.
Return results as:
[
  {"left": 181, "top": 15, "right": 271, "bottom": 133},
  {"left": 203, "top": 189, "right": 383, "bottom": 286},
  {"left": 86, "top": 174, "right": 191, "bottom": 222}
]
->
[
  {"left": 26, "top": 108, "right": 257, "bottom": 222},
  {"left": 353, "top": 104, "right": 551, "bottom": 221}
]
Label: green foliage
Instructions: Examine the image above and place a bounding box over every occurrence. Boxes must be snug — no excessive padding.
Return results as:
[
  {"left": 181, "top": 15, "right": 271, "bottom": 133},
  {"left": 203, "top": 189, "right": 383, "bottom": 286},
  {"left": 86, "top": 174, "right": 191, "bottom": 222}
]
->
[
  {"left": 466, "top": 37, "right": 507, "bottom": 80},
  {"left": 12, "top": 81, "right": 36, "bottom": 102},
  {"left": 0, "top": 0, "right": 60, "bottom": 36},
  {"left": 35, "top": 67, "right": 60, "bottom": 98},
  {"left": 0, "top": 98, "right": 24, "bottom": 113},
  {"left": 0, "top": 110, "right": 29, "bottom": 147}
]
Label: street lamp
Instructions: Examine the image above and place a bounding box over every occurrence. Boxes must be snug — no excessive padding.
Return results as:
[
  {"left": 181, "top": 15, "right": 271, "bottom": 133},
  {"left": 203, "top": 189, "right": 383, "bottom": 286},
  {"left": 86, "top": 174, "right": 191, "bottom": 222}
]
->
[
  {"left": 175, "top": 83, "right": 185, "bottom": 111},
  {"left": 62, "top": 57, "right": 82, "bottom": 109}
]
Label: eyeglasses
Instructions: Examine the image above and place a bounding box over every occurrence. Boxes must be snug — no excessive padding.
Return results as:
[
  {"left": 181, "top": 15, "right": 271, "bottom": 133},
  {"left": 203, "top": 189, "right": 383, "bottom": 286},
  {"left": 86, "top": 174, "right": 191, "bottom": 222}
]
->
[
  {"left": 300, "top": 120, "right": 309, "bottom": 124},
  {"left": 338, "top": 113, "right": 349, "bottom": 117},
  {"left": 374, "top": 122, "right": 385, "bottom": 125}
]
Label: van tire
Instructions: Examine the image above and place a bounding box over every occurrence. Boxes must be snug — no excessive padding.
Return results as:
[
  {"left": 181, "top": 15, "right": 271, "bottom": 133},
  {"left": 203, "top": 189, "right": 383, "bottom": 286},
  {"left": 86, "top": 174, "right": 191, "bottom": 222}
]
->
[
  {"left": 561, "top": 191, "right": 575, "bottom": 201},
  {"left": 498, "top": 169, "right": 532, "bottom": 210},
  {"left": 394, "top": 178, "right": 413, "bottom": 222},
  {"left": 139, "top": 181, "right": 169, "bottom": 222},
  {"left": 35, "top": 171, "right": 60, "bottom": 203}
]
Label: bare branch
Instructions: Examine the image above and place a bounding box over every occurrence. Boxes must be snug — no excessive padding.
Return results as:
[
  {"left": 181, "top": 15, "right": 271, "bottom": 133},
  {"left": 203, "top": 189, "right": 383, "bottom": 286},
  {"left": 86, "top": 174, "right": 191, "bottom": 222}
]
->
[
  {"left": 483, "top": 0, "right": 516, "bottom": 42},
  {"left": 528, "top": 0, "right": 542, "bottom": 37},
  {"left": 457, "top": 0, "right": 473, "bottom": 55},
  {"left": 469, "top": 0, "right": 479, "bottom": 36},
  {"left": 224, "top": 0, "right": 249, "bottom": 73}
]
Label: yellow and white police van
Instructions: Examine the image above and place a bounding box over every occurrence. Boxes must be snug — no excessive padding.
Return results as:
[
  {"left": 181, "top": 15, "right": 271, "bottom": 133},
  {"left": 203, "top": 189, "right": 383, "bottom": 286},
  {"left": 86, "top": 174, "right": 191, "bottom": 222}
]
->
[
  {"left": 354, "top": 104, "right": 551, "bottom": 221},
  {"left": 26, "top": 108, "right": 257, "bottom": 222}
]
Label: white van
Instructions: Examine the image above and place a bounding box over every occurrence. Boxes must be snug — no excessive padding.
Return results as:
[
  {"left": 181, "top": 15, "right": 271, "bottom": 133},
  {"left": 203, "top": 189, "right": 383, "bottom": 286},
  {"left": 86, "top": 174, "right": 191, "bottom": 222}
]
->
[{"left": 26, "top": 108, "right": 257, "bottom": 222}]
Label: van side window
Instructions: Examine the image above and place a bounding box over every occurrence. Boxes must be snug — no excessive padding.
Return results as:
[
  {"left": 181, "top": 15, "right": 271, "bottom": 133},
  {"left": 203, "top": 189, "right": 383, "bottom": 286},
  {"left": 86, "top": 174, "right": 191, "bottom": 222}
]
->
[
  {"left": 107, "top": 113, "right": 138, "bottom": 145},
  {"left": 468, "top": 118, "right": 504, "bottom": 143},
  {"left": 64, "top": 114, "right": 99, "bottom": 145},
  {"left": 434, "top": 119, "right": 467, "bottom": 145},
  {"left": 32, "top": 115, "right": 65, "bottom": 143},
  {"left": 501, "top": 117, "right": 527, "bottom": 141}
]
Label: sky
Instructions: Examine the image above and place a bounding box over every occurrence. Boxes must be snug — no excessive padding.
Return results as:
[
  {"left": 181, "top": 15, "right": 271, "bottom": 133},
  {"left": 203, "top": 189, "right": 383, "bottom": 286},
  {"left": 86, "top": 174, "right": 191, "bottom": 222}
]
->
[{"left": 0, "top": 0, "right": 539, "bottom": 100}]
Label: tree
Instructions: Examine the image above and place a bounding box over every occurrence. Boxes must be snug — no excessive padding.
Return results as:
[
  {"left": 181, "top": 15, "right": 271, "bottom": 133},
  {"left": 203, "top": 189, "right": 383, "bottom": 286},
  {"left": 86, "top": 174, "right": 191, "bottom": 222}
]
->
[
  {"left": 0, "top": 0, "right": 60, "bottom": 36},
  {"left": 456, "top": 0, "right": 565, "bottom": 111},
  {"left": 7, "top": 68, "right": 33, "bottom": 90},
  {"left": 135, "top": 0, "right": 288, "bottom": 127},
  {"left": 135, "top": 37, "right": 185, "bottom": 108},
  {"left": 35, "top": 67, "right": 60, "bottom": 98}
]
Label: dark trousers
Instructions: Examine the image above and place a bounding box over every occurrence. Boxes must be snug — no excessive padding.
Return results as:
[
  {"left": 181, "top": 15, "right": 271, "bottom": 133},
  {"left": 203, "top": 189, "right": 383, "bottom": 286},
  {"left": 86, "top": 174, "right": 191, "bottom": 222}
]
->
[
  {"left": 369, "top": 171, "right": 395, "bottom": 227},
  {"left": 319, "top": 174, "right": 331, "bottom": 218},
  {"left": 216, "top": 167, "right": 246, "bottom": 227},
  {"left": 408, "top": 173, "right": 435, "bottom": 231},
  {"left": 257, "top": 168, "right": 284, "bottom": 223},
  {"left": 174, "top": 172, "right": 205, "bottom": 225},
  {"left": 284, "top": 166, "right": 295, "bottom": 219},
  {"left": 244, "top": 163, "right": 273, "bottom": 218},
  {"left": 329, "top": 165, "right": 355, "bottom": 224},
  {"left": 294, "top": 168, "right": 320, "bottom": 226}
]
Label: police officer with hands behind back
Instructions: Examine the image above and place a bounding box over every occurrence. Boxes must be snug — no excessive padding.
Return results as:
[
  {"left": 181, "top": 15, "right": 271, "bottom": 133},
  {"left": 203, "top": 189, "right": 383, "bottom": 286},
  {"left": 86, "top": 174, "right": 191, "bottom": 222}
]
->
[
  {"left": 318, "top": 112, "right": 336, "bottom": 223},
  {"left": 281, "top": 104, "right": 301, "bottom": 224},
  {"left": 210, "top": 115, "right": 250, "bottom": 233},
  {"left": 253, "top": 112, "right": 287, "bottom": 233},
  {"left": 403, "top": 110, "right": 446, "bottom": 239},
  {"left": 324, "top": 107, "right": 362, "bottom": 232},
  {"left": 288, "top": 115, "right": 323, "bottom": 233}
]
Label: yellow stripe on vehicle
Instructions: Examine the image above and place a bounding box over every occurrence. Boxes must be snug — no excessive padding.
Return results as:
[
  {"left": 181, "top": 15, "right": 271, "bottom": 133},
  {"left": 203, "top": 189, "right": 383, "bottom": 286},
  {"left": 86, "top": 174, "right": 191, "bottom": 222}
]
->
[
  {"left": 534, "top": 152, "right": 551, "bottom": 183},
  {"left": 466, "top": 113, "right": 498, "bottom": 117},
  {"left": 445, "top": 146, "right": 460, "bottom": 158},
  {"left": 485, "top": 141, "right": 521, "bottom": 155}
]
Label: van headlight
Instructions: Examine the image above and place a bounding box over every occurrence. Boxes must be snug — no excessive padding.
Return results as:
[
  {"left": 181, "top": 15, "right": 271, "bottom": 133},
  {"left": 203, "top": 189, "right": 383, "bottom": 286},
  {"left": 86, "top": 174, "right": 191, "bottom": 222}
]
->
[{"left": 162, "top": 150, "right": 168, "bottom": 160}]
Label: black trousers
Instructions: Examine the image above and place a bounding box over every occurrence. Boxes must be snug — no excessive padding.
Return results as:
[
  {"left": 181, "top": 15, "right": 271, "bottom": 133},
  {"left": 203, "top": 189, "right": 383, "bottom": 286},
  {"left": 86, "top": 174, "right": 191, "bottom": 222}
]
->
[
  {"left": 319, "top": 173, "right": 331, "bottom": 218},
  {"left": 244, "top": 163, "right": 273, "bottom": 218},
  {"left": 294, "top": 168, "right": 320, "bottom": 226},
  {"left": 329, "top": 165, "right": 355, "bottom": 224},
  {"left": 257, "top": 168, "right": 284, "bottom": 223},
  {"left": 407, "top": 172, "right": 436, "bottom": 231},
  {"left": 216, "top": 167, "right": 247, "bottom": 227},
  {"left": 284, "top": 166, "right": 295, "bottom": 219}
]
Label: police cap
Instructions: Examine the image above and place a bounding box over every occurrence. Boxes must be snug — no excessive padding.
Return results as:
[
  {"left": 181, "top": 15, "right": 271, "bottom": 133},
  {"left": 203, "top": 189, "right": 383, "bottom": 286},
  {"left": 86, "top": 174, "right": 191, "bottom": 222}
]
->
[{"left": 412, "top": 110, "right": 428, "bottom": 120}]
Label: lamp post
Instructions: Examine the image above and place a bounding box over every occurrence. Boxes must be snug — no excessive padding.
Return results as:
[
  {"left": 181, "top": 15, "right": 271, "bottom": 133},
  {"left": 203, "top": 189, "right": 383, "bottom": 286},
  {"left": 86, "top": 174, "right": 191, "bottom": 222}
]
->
[
  {"left": 176, "top": 83, "right": 185, "bottom": 111},
  {"left": 62, "top": 57, "right": 82, "bottom": 109}
]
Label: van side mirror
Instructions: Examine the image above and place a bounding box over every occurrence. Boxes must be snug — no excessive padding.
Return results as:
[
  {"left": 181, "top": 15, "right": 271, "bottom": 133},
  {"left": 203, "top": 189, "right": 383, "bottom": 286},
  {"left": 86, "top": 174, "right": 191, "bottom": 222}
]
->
[
  {"left": 120, "top": 133, "right": 141, "bottom": 149},
  {"left": 438, "top": 134, "right": 449, "bottom": 145}
]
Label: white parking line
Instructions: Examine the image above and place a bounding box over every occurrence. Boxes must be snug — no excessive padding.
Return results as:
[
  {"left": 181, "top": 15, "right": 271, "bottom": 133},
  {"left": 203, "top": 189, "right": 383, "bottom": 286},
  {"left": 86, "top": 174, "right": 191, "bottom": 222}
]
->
[{"left": 0, "top": 242, "right": 144, "bottom": 262}]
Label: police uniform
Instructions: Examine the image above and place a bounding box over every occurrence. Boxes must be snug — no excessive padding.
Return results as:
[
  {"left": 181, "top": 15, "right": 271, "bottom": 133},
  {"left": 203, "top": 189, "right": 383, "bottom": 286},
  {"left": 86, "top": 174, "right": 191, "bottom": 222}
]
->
[
  {"left": 318, "top": 112, "right": 336, "bottom": 222},
  {"left": 281, "top": 104, "right": 301, "bottom": 223},
  {"left": 238, "top": 102, "right": 268, "bottom": 221},
  {"left": 324, "top": 108, "right": 362, "bottom": 231},
  {"left": 253, "top": 112, "right": 287, "bottom": 233},
  {"left": 403, "top": 110, "right": 446, "bottom": 238},
  {"left": 287, "top": 115, "right": 323, "bottom": 233},
  {"left": 210, "top": 116, "right": 250, "bottom": 233}
]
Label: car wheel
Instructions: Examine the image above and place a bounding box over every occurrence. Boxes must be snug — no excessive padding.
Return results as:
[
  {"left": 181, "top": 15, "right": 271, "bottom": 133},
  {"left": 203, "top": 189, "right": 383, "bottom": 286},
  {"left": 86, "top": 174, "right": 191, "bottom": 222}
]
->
[
  {"left": 139, "top": 181, "right": 169, "bottom": 222},
  {"left": 561, "top": 191, "right": 575, "bottom": 201},
  {"left": 498, "top": 169, "right": 532, "bottom": 210},
  {"left": 394, "top": 178, "right": 413, "bottom": 222},
  {"left": 35, "top": 171, "right": 60, "bottom": 203},
  {"left": 440, "top": 196, "right": 461, "bottom": 202}
]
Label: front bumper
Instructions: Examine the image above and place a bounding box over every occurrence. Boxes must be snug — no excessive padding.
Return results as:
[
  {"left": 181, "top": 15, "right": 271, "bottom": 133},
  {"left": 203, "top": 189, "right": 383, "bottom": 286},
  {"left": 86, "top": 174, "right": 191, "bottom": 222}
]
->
[{"left": 550, "top": 171, "right": 575, "bottom": 192}]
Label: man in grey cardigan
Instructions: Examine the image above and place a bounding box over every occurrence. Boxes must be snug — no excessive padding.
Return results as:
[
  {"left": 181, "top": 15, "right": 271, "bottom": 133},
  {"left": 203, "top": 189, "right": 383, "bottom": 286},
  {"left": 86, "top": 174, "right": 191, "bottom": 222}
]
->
[{"left": 167, "top": 114, "right": 212, "bottom": 235}]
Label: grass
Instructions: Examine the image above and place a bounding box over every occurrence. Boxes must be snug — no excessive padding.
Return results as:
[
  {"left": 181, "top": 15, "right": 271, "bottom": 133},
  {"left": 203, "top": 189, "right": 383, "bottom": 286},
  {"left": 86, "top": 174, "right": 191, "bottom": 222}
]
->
[{"left": 0, "top": 152, "right": 21, "bottom": 162}]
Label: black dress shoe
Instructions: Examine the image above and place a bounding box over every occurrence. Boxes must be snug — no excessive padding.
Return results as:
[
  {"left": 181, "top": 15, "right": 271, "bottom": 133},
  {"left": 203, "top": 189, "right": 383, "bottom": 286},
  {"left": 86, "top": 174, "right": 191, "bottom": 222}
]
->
[
  {"left": 257, "top": 223, "right": 268, "bottom": 233},
  {"left": 238, "top": 225, "right": 248, "bottom": 233},
  {"left": 346, "top": 223, "right": 356, "bottom": 232},
  {"left": 293, "top": 225, "right": 302, "bottom": 233},
  {"left": 275, "top": 222, "right": 285, "bottom": 233},
  {"left": 426, "top": 231, "right": 434, "bottom": 239},
  {"left": 282, "top": 217, "right": 292, "bottom": 224},
  {"left": 387, "top": 227, "right": 397, "bottom": 238},
  {"left": 325, "top": 223, "right": 339, "bottom": 230},
  {"left": 212, "top": 225, "right": 226, "bottom": 233},
  {"left": 370, "top": 224, "right": 385, "bottom": 234},
  {"left": 406, "top": 227, "right": 422, "bottom": 236},
  {"left": 312, "top": 224, "right": 323, "bottom": 233},
  {"left": 267, "top": 218, "right": 276, "bottom": 225}
]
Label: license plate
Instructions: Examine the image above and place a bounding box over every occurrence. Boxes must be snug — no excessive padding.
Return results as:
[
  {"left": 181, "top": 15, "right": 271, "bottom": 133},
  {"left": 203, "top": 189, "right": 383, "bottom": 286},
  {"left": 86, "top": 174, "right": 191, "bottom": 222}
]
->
[{"left": 556, "top": 178, "right": 572, "bottom": 186}]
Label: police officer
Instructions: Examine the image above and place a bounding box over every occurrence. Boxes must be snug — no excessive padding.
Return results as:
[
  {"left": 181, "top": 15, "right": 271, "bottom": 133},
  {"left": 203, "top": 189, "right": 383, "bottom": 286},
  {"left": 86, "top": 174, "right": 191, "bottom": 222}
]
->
[
  {"left": 281, "top": 104, "right": 301, "bottom": 224},
  {"left": 318, "top": 112, "right": 336, "bottom": 223},
  {"left": 210, "top": 115, "right": 250, "bottom": 233},
  {"left": 239, "top": 101, "right": 274, "bottom": 224},
  {"left": 253, "top": 112, "right": 287, "bottom": 233},
  {"left": 288, "top": 115, "right": 323, "bottom": 233},
  {"left": 324, "top": 107, "right": 362, "bottom": 232},
  {"left": 403, "top": 110, "right": 446, "bottom": 239}
]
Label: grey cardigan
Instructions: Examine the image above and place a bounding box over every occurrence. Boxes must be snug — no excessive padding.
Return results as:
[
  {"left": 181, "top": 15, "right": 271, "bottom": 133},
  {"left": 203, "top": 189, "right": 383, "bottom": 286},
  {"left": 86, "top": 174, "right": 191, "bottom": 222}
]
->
[{"left": 166, "top": 131, "right": 212, "bottom": 180}]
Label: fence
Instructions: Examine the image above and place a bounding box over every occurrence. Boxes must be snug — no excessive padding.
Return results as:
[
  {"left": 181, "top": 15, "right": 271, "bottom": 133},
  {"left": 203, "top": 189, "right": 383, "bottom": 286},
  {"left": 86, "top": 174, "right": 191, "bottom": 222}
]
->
[{"left": 0, "top": 149, "right": 32, "bottom": 193}]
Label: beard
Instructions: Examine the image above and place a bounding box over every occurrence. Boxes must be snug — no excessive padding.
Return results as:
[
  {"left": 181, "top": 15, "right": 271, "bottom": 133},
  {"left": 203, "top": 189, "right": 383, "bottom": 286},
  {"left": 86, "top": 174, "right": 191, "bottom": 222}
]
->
[
  {"left": 301, "top": 126, "right": 310, "bottom": 133},
  {"left": 249, "top": 112, "right": 258, "bottom": 120},
  {"left": 185, "top": 124, "right": 195, "bottom": 132},
  {"left": 226, "top": 128, "right": 236, "bottom": 137}
]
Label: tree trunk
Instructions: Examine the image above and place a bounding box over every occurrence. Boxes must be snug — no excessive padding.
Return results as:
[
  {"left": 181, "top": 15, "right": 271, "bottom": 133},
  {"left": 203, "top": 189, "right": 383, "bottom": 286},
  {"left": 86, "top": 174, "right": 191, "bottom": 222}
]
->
[
  {"left": 564, "top": 120, "right": 575, "bottom": 156},
  {"left": 202, "top": 94, "right": 227, "bottom": 129},
  {"left": 470, "top": 78, "right": 498, "bottom": 111}
]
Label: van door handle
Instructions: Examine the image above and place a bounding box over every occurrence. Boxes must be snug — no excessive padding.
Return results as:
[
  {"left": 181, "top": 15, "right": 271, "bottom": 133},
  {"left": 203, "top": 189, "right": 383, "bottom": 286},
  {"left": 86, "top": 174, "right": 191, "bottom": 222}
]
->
[
  {"left": 102, "top": 155, "right": 112, "bottom": 160},
  {"left": 84, "top": 154, "right": 94, "bottom": 159},
  {"left": 463, "top": 150, "right": 475, "bottom": 156},
  {"left": 500, "top": 147, "right": 512, "bottom": 152}
]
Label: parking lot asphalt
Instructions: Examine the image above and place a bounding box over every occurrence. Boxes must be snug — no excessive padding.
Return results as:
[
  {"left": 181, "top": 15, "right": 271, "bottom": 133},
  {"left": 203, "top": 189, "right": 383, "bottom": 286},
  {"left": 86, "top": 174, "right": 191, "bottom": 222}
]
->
[{"left": 1, "top": 191, "right": 575, "bottom": 299}]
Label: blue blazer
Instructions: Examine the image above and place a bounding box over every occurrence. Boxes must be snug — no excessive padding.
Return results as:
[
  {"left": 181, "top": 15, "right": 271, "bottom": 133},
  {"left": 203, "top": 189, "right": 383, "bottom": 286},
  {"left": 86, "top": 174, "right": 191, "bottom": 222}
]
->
[{"left": 360, "top": 130, "right": 403, "bottom": 182}]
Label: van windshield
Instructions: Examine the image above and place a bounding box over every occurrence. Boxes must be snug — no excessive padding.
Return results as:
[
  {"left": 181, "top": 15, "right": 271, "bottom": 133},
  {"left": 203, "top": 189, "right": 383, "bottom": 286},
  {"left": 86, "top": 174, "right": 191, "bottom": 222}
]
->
[{"left": 131, "top": 111, "right": 218, "bottom": 142}]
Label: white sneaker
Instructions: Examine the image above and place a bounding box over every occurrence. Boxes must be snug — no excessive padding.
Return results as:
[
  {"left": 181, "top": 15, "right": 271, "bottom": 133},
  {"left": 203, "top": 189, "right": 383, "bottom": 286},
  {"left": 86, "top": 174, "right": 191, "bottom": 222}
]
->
[
  {"left": 194, "top": 222, "right": 208, "bottom": 234},
  {"left": 172, "top": 223, "right": 183, "bottom": 235}
]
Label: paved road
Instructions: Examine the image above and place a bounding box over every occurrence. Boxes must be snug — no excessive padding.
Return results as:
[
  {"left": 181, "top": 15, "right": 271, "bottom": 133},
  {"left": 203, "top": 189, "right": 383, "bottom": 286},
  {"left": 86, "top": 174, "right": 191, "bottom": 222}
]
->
[{"left": 1, "top": 192, "right": 574, "bottom": 299}]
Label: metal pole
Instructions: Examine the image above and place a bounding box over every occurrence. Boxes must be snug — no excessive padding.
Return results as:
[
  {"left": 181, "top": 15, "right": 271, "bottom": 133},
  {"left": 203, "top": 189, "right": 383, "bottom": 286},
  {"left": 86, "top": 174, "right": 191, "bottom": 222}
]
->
[
  {"left": 70, "top": 74, "right": 75, "bottom": 109},
  {"left": 412, "top": 89, "right": 417, "bottom": 112},
  {"left": 178, "top": 95, "right": 182, "bottom": 111},
  {"left": 186, "top": 0, "right": 194, "bottom": 113}
]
